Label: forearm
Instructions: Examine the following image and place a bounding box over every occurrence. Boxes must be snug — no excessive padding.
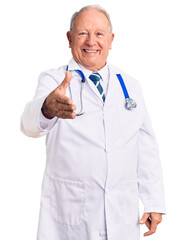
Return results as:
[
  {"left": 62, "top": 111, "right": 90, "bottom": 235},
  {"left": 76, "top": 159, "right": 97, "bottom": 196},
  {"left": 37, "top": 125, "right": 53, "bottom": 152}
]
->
[
  {"left": 21, "top": 70, "right": 60, "bottom": 137},
  {"left": 137, "top": 114, "right": 166, "bottom": 213},
  {"left": 21, "top": 96, "right": 49, "bottom": 137}
]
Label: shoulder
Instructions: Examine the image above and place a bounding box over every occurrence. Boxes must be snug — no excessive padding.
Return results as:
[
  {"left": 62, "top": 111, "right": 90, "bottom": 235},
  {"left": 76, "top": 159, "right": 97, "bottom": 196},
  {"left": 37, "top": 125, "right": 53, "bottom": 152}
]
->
[
  {"left": 108, "top": 63, "right": 141, "bottom": 89},
  {"left": 38, "top": 65, "right": 66, "bottom": 84}
]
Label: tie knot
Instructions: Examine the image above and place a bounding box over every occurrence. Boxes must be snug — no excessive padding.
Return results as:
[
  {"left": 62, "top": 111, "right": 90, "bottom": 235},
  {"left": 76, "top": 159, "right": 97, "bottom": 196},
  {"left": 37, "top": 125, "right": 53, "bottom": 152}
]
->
[{"left": 89, "top": 72, "right": 102, "bottom": 85}]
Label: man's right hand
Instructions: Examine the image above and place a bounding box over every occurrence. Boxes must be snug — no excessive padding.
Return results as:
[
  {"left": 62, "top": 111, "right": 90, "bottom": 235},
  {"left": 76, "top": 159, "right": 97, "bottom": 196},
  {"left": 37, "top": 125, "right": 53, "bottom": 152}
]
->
[{"left": 41, "top": 71, "right": 76, "bottom": 119}]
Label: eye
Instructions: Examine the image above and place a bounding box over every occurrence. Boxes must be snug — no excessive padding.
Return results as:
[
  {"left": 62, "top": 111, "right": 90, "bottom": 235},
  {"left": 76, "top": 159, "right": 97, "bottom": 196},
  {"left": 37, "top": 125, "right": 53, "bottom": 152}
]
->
[
  {"left": 97, "top": 32, "right": 103, "bottom": 37},
  {"left": 79, "top": 32, "right": 88, "bottom": 36}
]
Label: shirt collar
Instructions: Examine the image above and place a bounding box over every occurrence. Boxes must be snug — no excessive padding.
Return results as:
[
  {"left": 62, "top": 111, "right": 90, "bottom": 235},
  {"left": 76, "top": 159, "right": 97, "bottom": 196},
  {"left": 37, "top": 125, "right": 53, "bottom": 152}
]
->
[
  {"left": 98, "top": 63, "right": 109, "bottom": 81},
  {"left": 67, "top": 58, "right": 80, "bottom": 71},
  {"left": 67, "top": 58, "right": 109, "bottom": 81}
]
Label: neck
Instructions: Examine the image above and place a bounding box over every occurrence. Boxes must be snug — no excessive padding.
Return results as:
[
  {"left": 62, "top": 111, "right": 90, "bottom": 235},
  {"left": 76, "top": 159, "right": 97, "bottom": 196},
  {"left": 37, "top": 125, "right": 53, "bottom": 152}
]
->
[{"left": 74, "top": 59, "right": 106, "bottom": 72}]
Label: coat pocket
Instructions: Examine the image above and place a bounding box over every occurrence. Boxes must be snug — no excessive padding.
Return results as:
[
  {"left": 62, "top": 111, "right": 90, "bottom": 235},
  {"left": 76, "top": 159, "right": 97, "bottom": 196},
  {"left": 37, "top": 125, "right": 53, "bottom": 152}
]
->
[{"left": 50, "top": 176, "right": 85, "bottom": 226}]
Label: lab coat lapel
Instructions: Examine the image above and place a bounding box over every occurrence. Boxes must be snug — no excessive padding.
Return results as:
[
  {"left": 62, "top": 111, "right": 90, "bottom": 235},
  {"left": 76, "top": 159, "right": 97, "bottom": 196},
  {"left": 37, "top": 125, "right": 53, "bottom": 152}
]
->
[{"left": 104, "top": 64, "right": 122, "bottom": 106}]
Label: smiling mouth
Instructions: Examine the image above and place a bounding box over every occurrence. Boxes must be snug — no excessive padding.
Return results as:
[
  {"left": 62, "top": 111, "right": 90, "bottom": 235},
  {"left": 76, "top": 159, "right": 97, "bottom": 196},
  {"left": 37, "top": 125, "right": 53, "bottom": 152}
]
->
[{"left": 83, "top": 49, "right": 99, "bottom": 53}]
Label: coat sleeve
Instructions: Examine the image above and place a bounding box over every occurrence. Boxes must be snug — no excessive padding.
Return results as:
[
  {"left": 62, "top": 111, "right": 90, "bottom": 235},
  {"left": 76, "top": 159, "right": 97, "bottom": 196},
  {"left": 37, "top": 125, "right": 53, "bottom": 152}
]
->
[
  {"left": 20, "top": 70, "right": 61, "bottom": 138},
  {"left": 137, "top": 85, "right": 166, "bottom": 214}
]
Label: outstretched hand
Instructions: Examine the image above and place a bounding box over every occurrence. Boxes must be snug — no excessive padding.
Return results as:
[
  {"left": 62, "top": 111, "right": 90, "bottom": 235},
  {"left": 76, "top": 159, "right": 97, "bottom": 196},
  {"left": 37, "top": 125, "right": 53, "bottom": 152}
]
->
[{"left": 41, "top": 71, "right": 76, "bottom": 119}]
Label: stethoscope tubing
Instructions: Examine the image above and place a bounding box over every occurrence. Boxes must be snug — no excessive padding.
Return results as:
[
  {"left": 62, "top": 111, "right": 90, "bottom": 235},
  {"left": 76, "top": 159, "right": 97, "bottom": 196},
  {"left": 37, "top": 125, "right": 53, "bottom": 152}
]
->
[{"left": 66, "top": 65, "right": 137, "bottom": 116}]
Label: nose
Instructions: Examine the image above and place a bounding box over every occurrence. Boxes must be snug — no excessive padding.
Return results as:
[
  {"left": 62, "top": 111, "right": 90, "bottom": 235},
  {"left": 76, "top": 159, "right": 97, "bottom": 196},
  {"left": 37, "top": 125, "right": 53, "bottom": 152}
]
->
[{"left": 85, "top": 33, "right": 96, "bottom": 46}]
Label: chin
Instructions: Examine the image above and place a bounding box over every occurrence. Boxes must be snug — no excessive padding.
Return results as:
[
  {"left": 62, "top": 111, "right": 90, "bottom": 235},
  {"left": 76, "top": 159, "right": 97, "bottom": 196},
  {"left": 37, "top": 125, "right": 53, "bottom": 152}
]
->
[{"left": 82, "top": 60, "right": 97, "bottom": 68}]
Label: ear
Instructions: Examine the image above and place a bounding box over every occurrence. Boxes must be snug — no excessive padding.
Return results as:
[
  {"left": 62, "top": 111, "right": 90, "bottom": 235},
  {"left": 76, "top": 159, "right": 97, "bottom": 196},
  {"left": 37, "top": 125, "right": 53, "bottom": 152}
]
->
[
  {"left": 66, "top": 31, "right": 72, "bottom": 48},
  {"left": 109, "top": 33, "right": 115, "bottom": 50}
]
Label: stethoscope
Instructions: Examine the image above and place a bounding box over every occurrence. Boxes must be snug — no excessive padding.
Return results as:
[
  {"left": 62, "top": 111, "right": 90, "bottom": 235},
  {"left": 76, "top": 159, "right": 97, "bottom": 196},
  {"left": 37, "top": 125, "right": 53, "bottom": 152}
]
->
[
  {"left": 66, "top": 65, "right": 137, "bottom": 116},
  {"left": 66, "top": 65, "right": 86, "bottom": 116},
  {"left": 116, "top": 74, "right": 137, "bottom": 110}
]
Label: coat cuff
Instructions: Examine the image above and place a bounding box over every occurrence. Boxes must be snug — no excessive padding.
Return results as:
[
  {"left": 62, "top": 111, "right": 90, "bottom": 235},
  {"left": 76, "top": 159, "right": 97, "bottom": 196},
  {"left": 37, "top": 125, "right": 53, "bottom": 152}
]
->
[
  {"left": 39, "top": 111, "right": 58, "bottom": 131},
  {"left": 144, "top": 206, "right": 166, "bottom": 214}
]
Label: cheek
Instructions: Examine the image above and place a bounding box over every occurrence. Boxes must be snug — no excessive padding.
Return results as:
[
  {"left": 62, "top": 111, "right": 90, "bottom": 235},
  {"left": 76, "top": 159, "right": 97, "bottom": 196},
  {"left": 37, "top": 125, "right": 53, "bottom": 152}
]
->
[
  {"left": 108, "top": 39, "right": 113, "bottom": 49},
  {"left": 99, "top": 39, "right": 112, "bottom": 51},
  {"left": 71, "top": 37, "right": 83, "bottom": 49}
]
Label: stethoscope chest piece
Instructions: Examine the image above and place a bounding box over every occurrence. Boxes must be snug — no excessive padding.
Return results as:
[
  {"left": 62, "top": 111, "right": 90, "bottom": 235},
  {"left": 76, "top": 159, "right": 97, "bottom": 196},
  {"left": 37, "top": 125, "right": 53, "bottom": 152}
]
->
[
  {"left": 125, "top": 98, "right": 137, "bottom": 110},
  {"left": 66, "top": 66, "right": 137, "bottom": 116},
  {"left": 116, "top": 73, "right": 137, "bottom": 111}
]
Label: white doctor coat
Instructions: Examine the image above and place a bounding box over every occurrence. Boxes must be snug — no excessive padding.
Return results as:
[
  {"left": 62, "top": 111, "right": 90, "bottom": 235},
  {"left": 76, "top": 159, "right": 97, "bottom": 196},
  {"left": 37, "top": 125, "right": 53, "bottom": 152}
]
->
[{"left": 21, "top": 58, "right": 166, "bottom": 240}]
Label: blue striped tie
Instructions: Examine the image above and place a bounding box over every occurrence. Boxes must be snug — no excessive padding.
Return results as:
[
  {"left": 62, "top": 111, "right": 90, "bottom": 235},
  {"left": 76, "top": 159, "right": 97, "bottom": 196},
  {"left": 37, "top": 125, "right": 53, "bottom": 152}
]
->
[{"left": 89, "top": 72, "right": 105, "bottom": 102}]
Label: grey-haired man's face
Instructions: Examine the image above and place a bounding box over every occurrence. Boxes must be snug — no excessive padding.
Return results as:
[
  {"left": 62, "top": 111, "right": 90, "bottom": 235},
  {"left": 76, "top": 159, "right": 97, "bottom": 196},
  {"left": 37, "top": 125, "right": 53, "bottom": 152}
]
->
[{"left": 67, "top": 9, "right": 114, "bottom": 72}]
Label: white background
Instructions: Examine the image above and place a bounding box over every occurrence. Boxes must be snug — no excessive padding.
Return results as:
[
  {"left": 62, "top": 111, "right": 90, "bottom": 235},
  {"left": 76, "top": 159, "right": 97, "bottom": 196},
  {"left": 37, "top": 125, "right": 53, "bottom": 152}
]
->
[{"left": 0, "top": 0, "right": 186, "bottom": 239}]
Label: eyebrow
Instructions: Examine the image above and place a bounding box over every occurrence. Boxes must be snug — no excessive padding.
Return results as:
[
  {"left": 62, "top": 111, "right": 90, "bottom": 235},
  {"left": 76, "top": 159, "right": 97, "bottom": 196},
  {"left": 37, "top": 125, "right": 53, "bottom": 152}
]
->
[{"left": 75, "top": 28, "right": 108, "bottom": 33}]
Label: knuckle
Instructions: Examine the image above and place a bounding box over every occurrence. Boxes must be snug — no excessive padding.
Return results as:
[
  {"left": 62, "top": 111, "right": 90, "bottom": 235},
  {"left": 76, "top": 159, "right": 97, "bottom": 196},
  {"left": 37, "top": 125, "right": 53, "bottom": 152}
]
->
[
  {"left": 60, "top": 111, "right": 75, "bottom": 119},
  {"left": 154, "top": 218, "right": 161, "bottom": 223},
  {"left": 62, "top": 105, "right": 67, "bottom": 111},
  {"left": 67, "top": 104, "right": 73, "bottom": 110},
  {"left": 62, "top": 111, "right": 68, "bottom": 118},
  {"left": 158, "top": 218, "right": 162, "bottom": 224},
  {"left": 64, "top": 105, "right": 72, "bottom": 111},
  {"left": 61, "top": 113, "right": 67, "bottom": 119}
]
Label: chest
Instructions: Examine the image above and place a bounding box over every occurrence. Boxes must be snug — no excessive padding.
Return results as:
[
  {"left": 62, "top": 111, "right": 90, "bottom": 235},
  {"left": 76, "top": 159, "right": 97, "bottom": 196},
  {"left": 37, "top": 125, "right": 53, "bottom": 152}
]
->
[{"left": 58, "top": 72, "right": 143, "bottom": 148}]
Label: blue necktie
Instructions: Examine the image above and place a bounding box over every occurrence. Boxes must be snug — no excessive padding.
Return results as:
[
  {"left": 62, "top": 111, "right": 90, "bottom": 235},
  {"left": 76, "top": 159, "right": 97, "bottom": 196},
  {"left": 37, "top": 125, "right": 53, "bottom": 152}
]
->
[{"left": 89, "top": 72, "right": 105, "bottom": 102}]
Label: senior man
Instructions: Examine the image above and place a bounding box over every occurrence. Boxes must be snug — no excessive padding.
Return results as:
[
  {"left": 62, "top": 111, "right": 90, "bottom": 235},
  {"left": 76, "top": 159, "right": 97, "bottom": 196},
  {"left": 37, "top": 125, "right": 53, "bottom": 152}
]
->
[{"left": 21, "top": 5, "right": 166, "bottom": 240}]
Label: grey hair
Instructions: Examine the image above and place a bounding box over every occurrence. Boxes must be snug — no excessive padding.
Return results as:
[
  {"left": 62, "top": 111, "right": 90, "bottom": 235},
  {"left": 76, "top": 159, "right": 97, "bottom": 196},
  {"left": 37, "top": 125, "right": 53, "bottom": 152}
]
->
[{"left": 70, "top": 5, "right": 113, "bottom": 33}]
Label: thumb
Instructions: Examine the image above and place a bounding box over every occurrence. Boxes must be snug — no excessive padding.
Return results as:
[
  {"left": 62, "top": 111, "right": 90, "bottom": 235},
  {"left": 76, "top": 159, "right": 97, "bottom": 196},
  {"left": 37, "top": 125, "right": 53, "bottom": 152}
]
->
[
  {"left": 139, "top": 213, "right": 150, "bottom": 224},
  {"left": 60, "top": 71, "right": 72, "bottom": 91}
]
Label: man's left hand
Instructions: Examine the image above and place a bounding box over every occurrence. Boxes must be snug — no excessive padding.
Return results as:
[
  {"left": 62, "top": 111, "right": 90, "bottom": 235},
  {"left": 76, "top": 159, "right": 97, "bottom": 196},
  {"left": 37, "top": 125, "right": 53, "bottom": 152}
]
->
[{"left": 139, "top": 212, "right": 162, "bottom": 236}]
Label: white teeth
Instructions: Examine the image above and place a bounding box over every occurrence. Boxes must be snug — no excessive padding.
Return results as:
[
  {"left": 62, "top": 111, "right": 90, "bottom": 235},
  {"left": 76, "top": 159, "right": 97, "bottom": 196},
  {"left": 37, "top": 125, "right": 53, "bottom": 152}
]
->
[{"left": 84, "top": 50, "right": 97, "bottom": 53}]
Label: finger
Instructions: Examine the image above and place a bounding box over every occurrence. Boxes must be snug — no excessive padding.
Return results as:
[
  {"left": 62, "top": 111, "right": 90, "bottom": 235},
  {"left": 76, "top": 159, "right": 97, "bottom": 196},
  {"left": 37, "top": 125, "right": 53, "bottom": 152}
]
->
[
  {"left": 57, "top": 110, "right": 76, "bottom": 119},
  {"left": 56, "top": 102, "right": 76, "bottom": 111},
  {"left": 151, "top": 212, "right": 162, "bottom": 224},
  {"left": 150, "top": 220, "right": 158, "bottom": 234},
  {"left": 56, "top": 95, "right": 73, "bottom": 105},
  {"left": 145, "top": 218, "right": 151, "bottom": 230},
  {"left": 144, "top": 230, "right": 154, "bottom": 236},
  {"left": 60, "top": 71, "right": 72, "bottom": 90},
  {"left": 144, "top": 227, "right": 157, "bottom": 236},
  {"left": 144, "top": 220, "right": 158, "bottom": 237},
  {"left": 139, "top": 213, "right": 150, "bottom": 224}
]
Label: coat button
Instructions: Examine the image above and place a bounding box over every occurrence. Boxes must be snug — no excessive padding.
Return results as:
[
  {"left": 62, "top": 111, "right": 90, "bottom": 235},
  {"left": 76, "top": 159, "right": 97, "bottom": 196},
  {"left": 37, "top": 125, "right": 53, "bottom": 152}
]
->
[
  {"left": 99, "top": 231, "right": 106, "bottom": 237},
  {"left": 105, "top": 147, "right": 109, "bottom": 153}
]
